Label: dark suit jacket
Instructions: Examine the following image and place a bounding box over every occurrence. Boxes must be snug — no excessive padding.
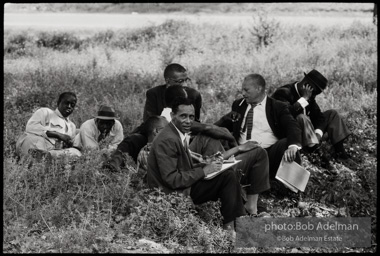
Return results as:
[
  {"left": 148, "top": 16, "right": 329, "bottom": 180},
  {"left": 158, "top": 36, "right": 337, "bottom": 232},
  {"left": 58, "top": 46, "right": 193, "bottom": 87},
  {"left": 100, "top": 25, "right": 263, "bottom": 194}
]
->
[
  {"left": 147, "top": 122, "right": 205, "bottom": 195},
  {"left": 217, "top": 96, "right": 302, "bottom": 147},
  {"left": 271, "top": 82, "right": 326, "bottom": 131},
  {"left": 143, "top": 84, "right": 202, "bottom": 122}
]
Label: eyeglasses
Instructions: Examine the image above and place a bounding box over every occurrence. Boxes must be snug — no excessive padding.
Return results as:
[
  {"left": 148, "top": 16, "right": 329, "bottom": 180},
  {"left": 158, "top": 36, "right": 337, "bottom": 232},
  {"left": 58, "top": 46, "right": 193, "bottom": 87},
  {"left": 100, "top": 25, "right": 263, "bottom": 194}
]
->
[{"left": 167, "top": 77, "right": 191, "bottom": 84}]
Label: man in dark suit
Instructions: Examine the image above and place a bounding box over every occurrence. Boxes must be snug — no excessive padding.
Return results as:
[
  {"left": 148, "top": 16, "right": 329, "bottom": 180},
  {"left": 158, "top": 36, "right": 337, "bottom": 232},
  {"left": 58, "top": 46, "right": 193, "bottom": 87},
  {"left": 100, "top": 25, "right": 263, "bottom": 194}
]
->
[
  {"left": 147, "top": 97, "right": 246, "bottom": 233},
  {"left": 143, "top": 63, "right": 202, "bottom": 122},
  {"left": 103, "top": 64, "right": 236, "bottom": 172},
  {"left": 271, "top": 69, "right": 355, "bottom": 169},
  {"left": 215, "top": 74, "right": 303, "bottom": 180}
]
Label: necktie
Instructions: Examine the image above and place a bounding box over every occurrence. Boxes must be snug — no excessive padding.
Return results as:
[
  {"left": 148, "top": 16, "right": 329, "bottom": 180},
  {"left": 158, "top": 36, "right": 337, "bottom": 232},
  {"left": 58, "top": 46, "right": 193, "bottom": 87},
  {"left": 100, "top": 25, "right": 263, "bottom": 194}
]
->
[
  {"left": 183, "top": 137, "right": 192, "bottom": 166},
  {"left": 246, "top": 105, "right": 255, "bottom": 140},
  {"left": 183, "top": 137, "right": 189, "bottom": 151}
]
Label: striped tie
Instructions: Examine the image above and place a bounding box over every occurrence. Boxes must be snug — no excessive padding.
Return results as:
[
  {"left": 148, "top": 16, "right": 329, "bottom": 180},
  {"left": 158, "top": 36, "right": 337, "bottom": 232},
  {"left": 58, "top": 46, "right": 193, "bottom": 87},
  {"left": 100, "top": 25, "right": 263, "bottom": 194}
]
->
[{"left": 246, "top": 105, "right": 255, "bottom": 140}]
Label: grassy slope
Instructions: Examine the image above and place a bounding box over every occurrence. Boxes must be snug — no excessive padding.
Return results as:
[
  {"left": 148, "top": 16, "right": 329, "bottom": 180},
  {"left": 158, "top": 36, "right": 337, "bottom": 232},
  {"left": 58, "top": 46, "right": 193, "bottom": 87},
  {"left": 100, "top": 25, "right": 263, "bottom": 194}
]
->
[{"left": 3, "top": 4, "right": 377, "bottom": 254}]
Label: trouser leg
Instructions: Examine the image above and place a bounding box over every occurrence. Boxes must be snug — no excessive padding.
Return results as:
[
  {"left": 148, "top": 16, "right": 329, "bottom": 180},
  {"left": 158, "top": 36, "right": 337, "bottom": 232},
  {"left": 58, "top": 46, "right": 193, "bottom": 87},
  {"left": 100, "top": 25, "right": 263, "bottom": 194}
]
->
[
  {"left": 190, "top": 169, "right": 246, "bottom": 224},
  {"left": 235, "top": 147, "right": 270, "bottom": 195},
  {"left": 296, "top": 114, "right": 319, "bottom": 147},
  {"left": 321, "top": 109, "right": 351, "bottom": 145},
  {"left": 265, "top": 138, "right": 301, "bottom": 179},
  {"left": 189, "top": 134, "right": 225, "bottom": 156}
]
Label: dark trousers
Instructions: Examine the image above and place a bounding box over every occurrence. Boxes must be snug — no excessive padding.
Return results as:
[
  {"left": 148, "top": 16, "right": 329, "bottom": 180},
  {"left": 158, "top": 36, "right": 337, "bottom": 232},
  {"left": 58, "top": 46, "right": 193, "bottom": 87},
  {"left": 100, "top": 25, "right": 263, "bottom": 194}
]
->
[
  {"left": 265, "top": 138, "right": 301, "bottom": 179},
  {"left": 108, "top": 133, "right": 147, "bottom": 168},
  {"left": 319, "top": 109, "right": 351, "bottom": 145},
  {"left": 189, "top": 135, "right": 270, "bottom": 196},
  {"left": 190, "top": 169, "right": 246, "bottom": 224}
]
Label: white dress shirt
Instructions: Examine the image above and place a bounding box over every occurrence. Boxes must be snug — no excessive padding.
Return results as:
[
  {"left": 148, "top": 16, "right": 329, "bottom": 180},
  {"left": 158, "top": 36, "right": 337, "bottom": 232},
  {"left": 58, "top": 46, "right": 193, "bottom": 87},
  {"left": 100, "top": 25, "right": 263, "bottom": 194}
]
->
[
  {"left": 238, "top": 96, "right": 278, "bottom": 148},
  {"left": 161, "top": 107, "right": 172, "bottom": 122}
]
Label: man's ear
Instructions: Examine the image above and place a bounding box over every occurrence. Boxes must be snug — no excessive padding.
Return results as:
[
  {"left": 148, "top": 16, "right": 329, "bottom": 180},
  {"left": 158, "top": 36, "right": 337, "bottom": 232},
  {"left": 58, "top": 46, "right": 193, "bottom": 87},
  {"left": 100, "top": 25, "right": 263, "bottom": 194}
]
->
[
  {"left": 170, "top": 111, "right": 174, "bottom": 120},
  {"left": 152, "top": 128, "right": 158, "bottom": 137}
]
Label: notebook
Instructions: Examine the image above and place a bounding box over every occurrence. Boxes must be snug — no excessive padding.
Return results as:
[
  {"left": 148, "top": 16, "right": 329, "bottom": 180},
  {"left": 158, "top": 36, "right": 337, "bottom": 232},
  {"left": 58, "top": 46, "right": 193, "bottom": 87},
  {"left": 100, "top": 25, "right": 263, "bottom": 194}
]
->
[
  {"left": 275, "top": 158, "right": 310, "bottom": 193},
  {"left": 204, "top": 160, "right": 241, "bottom": 180}
]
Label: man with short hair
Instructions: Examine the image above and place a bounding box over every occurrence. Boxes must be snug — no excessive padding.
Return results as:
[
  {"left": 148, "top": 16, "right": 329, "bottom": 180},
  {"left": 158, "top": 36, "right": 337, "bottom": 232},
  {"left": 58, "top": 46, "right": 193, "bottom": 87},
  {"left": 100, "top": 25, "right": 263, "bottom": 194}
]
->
[
  {"left": 147, "top": 97, "right": 246, "bottom": 232},
  {"left": 103, "top": 64, "right": 238, "bottom": 172},
  {"left": 215, "top": 74, "right": 303, "bottom": 180},
  {"left": 271, "top": 69, "right": 355, "bottom": 169},
  {"left": 143, "top": 63, "right": 202, "bottom": 122},
  {"left": 74, "top": 105, "right": 123, "bottom": 153}
]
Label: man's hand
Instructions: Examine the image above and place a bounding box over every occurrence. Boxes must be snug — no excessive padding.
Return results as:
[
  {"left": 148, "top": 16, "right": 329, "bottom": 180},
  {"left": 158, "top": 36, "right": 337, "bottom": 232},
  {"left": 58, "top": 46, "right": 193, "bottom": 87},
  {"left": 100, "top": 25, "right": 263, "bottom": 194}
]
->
[
  {"left": 58, "top": 133, "right": 73, "bottom": 146},
  {"left": 238, "top": 141, "right": 261, "bottom": 153},
  {"left": 284, "top": 146, "right": 298, "bottom": 162},
  {"left": 203, "top": 161, "right": 223, "bottom": 176},
  {"left": 222, "top": 111, "right": 241, "bottom": 123},
  {"left": 299, "top": 84, "right": 313, "bottom": 101}
]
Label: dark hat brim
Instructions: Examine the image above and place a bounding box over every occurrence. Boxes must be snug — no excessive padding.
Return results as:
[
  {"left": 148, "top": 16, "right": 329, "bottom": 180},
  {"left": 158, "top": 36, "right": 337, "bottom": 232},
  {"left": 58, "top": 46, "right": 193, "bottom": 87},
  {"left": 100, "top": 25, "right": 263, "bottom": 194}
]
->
[{"left": 304, "top": 72, "right": 326, "bottom": 95}]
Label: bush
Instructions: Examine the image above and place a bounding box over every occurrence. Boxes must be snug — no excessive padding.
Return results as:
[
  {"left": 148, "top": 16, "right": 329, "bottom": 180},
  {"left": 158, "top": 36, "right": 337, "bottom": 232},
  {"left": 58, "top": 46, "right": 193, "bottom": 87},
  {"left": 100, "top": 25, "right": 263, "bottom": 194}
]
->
[{"left": 36, "top": 31, "right": 84, "bottom": 52}]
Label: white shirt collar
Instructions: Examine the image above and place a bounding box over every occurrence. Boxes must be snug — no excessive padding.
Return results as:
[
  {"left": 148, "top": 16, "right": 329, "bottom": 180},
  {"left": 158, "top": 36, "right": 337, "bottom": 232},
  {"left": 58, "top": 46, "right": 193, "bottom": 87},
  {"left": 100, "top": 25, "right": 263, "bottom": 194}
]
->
[
  {"left": 55, "top": 108, "right": 69, "bottom": 121},
  {"left": 250, "top": 95, "right": 266, "bottom": 108},
  {"left": 171, "top": 122, "right": 190, "bottom": 146}
]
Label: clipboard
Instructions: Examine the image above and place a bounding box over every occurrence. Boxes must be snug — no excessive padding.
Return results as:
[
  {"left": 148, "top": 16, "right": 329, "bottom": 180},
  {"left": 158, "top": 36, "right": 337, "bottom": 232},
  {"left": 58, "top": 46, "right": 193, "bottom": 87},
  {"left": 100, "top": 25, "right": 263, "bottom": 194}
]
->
[
  {"left": 204, "top": 160, "right": 241, "bottom": 180},
  {"left": 275, "top": 158, "right": 310, "bottom": 193}
]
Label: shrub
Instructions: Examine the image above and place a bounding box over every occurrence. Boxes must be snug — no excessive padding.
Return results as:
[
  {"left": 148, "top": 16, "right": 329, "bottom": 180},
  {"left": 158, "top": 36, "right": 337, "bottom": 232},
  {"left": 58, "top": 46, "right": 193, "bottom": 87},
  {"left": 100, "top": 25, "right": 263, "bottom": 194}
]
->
[{"left": 36, "top": 31, "right": 84, "bottom": 52}]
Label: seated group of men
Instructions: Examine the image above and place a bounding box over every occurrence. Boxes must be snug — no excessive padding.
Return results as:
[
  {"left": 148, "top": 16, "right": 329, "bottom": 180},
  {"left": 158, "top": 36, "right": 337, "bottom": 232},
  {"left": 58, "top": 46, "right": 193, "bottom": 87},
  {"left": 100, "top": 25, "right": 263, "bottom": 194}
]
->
[{"left": 16, "top": 63, "right": 355, "bottom": 234}]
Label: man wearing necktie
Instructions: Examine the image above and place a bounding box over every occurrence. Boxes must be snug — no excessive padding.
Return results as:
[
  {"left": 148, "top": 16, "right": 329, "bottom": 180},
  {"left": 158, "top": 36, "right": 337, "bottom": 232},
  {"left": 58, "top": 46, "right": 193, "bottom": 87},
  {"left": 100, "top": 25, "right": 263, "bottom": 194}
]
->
[
  {"left": 215, "top": 73, "right": 303, "bottom": 181},
  {"left": 147, "top": 97, "right": 246, "bottom": 233}
]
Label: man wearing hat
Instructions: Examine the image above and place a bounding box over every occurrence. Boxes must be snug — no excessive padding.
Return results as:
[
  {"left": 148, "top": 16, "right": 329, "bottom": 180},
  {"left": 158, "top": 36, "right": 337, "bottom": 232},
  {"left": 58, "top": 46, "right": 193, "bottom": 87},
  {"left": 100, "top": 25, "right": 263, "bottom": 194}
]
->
[
  {"left": 271, "top": 69, "right": 355, "bottom": 169},
  {"left": 74, "top": 105, "right": 124, "bottom": 153}
]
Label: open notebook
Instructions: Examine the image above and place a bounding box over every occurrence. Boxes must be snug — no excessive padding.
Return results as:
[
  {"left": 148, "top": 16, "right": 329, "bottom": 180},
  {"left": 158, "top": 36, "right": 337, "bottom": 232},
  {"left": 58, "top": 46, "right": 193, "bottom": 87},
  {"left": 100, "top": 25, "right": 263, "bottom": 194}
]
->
[
  {"left": 275, "top": 158, "right": 310, "bottom": 193},
  {"left": 204, "top": 160, "right": 241, "bottom": 180}
]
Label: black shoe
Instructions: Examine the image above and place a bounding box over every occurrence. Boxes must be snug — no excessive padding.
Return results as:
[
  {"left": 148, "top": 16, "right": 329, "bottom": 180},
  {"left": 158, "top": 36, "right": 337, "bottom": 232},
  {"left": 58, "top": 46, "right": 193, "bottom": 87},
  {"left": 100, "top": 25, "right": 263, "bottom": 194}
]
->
[
  {"left": 302, "top": 144, "right": 321, "bottom": 154},
  {"left": 335, "top": 152, "right": 357, "bottom": 169},
  {"left": 257, "top": 200, "right": 268, "bottom": 213}
]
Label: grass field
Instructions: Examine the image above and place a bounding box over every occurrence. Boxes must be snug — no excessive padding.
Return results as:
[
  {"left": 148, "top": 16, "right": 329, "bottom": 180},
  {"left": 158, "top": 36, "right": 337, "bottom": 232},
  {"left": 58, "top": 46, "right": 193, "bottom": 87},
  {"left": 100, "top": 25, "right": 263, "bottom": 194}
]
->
[{"left": 3, "top": 4, "right": 377, "bottom": 253}]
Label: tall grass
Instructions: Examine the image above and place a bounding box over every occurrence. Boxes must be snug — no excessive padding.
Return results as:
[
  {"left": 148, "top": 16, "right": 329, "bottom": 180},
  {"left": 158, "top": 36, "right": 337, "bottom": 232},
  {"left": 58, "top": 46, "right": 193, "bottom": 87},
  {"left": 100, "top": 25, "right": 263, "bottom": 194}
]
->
[{"left": 3, "top": 17, "right": 377, "bottom": 252}]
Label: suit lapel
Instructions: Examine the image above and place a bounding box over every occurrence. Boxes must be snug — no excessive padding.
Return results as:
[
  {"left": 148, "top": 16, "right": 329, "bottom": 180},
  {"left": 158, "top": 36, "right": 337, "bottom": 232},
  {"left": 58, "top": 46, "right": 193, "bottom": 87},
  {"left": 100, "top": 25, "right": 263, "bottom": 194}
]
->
[
  {"left": 168, "top": 123, "right": 193, "bottom": 168},
  {"left": 265, "top": 97, "right": 277, "bottom": 135}
]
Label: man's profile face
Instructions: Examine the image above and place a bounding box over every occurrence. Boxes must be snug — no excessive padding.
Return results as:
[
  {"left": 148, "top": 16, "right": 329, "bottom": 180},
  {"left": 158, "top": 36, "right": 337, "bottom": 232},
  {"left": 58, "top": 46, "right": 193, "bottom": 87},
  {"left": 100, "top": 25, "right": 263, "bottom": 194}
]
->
[
  {"left": 154, "top": 118, "right": 169, "bottom": 136},
  {"left": 171, "top": 104, "right": 194, "bottom": 134},
  {"left": 242, "top": 78, "right": 263, "bottom": 105},
  {"left": 166, "top": 71, "right": 190, "bottom": 86}
]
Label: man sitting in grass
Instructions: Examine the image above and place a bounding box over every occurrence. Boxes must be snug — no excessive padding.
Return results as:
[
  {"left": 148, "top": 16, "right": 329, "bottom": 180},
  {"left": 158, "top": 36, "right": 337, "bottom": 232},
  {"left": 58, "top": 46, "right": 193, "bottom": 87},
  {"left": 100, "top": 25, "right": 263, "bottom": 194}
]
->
[
  {"left": 74, "top": 105, "right": 124, "bottom": 154},
  {"left": 16, "top": 91, "right": 82, "bottom": 161},
  {"left": 271, "top": 69, "right": 356, "bottom": 170},
  {"left": 103, "top": 64, "right": 237, "bottom": 172},
  {"left": 147, "top": 97, "right": 247, "bottom": 235}
]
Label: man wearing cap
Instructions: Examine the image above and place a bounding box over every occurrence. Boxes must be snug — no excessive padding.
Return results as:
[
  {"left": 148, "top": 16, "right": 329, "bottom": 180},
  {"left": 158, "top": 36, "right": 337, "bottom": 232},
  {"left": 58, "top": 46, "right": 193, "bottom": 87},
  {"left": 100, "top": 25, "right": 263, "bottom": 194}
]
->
[
  {"left": 74, "top": 105, "right": 124, "bottom": 153},
  {"left": 271, "top": 69, "right": 355, "bottom": 169}
]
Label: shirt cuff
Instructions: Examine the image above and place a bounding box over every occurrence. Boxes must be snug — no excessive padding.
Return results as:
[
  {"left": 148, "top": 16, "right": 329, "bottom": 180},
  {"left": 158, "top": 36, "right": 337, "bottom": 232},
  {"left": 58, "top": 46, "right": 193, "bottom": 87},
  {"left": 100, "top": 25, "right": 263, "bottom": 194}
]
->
[
  {"left": 288, "top": 144, "right": 302, "bottom": 150},
  {"left": 297, "top": 97, "right": 309, "bottom": 108},
  {"left": 315, "top": 129, "right": 323, "bottom": 137}
]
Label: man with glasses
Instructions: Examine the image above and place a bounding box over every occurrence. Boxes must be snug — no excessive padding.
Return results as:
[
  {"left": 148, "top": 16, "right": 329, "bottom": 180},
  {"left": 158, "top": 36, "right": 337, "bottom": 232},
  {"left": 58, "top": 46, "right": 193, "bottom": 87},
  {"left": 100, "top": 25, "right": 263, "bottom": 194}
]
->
[
  {"left": 103, "top": 63, "right": 238, "bottom": 172},
  {"left": 143, "top": 63, "right": 202, "bottom": 122},
  {"left": 142, "top": 63, "right": 236, "bottom": 145}
]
